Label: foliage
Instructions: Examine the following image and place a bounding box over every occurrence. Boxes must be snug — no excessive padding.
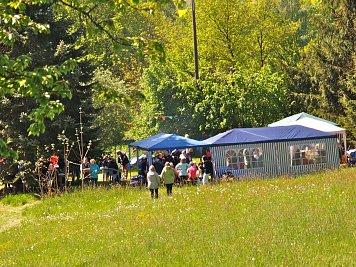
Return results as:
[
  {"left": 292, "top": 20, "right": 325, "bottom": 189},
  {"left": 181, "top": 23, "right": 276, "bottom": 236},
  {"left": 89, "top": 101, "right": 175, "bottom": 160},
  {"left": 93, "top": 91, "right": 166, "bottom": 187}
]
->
[
  {"left": 192, "top": 68, "right": 288, "bottom": 134},
  {"left": 298, "top": 0, "right": 356, "bottom": 144},
  {"left": 0, "top": 168, "right": 355, "bottom": 265},
  {"left": 0, "top": 3, "right": 100, "bottom": 165},
  {"left": 91, "top": 69, "right": 144, "bottom": 148},
  {"left": 2, "top": 0, "right": 356, "bottom": 157},
  {"left": 131, "top": 61, "right": 288, "bottom": 139},
  {"left": 0, "top": 0, "right": 76, "bottom": 158}
]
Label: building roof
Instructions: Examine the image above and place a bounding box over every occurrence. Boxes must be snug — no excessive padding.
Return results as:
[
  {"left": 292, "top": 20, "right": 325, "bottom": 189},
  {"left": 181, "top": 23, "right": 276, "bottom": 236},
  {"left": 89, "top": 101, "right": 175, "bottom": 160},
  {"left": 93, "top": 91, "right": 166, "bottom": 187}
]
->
[
  {"left": 268, "top": 112, "right": 339, "bottom": 127},
  {"left": 203, "top": 125, "right": 335, "bottom": 146}
]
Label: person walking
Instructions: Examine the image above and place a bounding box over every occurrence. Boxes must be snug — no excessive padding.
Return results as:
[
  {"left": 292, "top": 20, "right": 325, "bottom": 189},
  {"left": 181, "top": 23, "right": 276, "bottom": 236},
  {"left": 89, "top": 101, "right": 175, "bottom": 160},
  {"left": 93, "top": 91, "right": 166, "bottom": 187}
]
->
[
  {"left": 147, "top": 165, "right": 160, "bottom": 199},
  {"left": 160, "top": 162, "right": 175, "bottom": 196}
]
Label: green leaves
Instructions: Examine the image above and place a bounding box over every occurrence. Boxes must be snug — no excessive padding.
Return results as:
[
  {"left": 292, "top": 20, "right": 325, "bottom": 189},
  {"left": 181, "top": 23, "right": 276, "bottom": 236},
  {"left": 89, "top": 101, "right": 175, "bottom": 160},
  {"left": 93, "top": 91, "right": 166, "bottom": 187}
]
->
[
  {"left": 0, "top": 139, "right": 18, "bottom": 159},
  {"left": 0, "top": 1, "right": 79, "bottom": 158}
]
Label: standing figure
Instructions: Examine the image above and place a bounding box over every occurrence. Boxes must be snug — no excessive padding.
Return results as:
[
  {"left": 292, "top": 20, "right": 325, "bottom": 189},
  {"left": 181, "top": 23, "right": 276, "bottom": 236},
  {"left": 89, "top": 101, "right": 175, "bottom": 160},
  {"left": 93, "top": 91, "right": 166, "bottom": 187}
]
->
[
  {"left": 202, "top": 155, "right": 214, "bottom": 184},
  {"left": 147, "top": 165, "right": 160, "bottom": 199},
  {"left": 163, "top": 150, "right": 174, "bottom": 164},
  {"left": 160, "top": 162, "right": 175, "bottom": 196},
  {"left": 187, "top": 161, "right": 198, "bottom": 185},
  {"left": 138, "top": 155, "right": 148, "bottom": 185},
  {"left": 171, "top": 149, "right": 180, "bottom": 167},
  {"left": 153, "top": 152, "right": 165, "bottom": 175},
  {"left": 116, "top": 150, "right": 129, "bottom": 180},
  {"left": 108, "top": 158, "right": 120, "bottom": 183},
  {"left": 175, "top": 156, "right": 190, "bottom": 186},
  {"left": 197, "top": 162, "right": 204, "bottom": 184},
  {"left": 81, "top": 157, "right": 91, "bottom": 184},
  {"left": 89, "top": 159, "right": 100, "bottom": 187},
  {"left": 102, "top": 156, "right": 110, "bottom": 182}
]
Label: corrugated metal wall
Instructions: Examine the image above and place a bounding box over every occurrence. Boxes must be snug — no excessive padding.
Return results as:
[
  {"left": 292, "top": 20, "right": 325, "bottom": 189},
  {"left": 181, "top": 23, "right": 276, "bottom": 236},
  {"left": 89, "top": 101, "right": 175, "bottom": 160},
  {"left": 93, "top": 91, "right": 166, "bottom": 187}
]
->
[{"left": 210, "top": 137, "right": 339, "bottom": 179}]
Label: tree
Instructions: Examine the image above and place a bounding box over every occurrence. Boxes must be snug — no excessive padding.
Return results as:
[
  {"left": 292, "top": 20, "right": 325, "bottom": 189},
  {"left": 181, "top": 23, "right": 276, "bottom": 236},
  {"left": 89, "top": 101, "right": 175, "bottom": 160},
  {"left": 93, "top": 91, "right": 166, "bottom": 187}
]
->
[
  {"left": 300, "top": 0, "right": 356, "bottom": 142},
  {"left": 1, "top": 0, "right": 184, "bottom": 157},
  {"left": 0, "top": 0, "right": 76, "bottom": 158}
]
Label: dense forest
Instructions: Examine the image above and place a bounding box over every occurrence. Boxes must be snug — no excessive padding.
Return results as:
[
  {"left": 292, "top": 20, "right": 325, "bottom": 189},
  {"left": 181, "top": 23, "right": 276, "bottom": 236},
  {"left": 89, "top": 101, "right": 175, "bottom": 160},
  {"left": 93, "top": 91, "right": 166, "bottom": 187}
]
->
[{"left": 1, "top": 0, "right": 356, "bottom": 164}]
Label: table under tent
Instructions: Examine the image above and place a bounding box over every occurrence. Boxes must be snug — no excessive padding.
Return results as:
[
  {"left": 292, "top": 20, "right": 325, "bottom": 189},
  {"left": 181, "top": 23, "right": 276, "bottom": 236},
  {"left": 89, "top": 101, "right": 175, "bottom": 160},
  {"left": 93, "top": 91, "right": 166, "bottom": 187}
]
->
[
  {"left": 268, "top": 112, "right": 347, "bottom": 156},
  {"left": 203, "top": 125, "right": 340, "bottom": 178}
]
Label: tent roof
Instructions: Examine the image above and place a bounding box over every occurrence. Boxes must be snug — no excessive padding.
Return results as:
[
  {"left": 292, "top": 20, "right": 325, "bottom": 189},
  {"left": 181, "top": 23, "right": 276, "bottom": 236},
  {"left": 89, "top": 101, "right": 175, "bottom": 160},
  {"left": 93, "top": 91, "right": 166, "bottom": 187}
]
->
[
  {"left": 129, "top": 133, "right": 207, "bottom": 151},
  {"left": 203, "top": 125, "right": 335, "bottom": 146},
  {"left": 268, "top": 112, "right": 339, "bottom": 127},
  {"left": 272, "top": 117, "right": 345, "bottom": 134}
]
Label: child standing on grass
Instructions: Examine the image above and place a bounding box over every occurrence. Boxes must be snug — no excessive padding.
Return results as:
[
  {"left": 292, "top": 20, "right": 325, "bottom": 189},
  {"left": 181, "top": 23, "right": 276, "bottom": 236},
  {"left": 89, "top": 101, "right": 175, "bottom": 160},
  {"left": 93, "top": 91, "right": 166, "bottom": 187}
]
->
[
  {"left": 197, "top": 162, "right": 204, "bottom": 184},
  {"left": 90, "top": 159, "right": 100, "bottom": 187},
  {"left": 187, "top": 161, "right": 198, "bottom": 185},
  {"left": 147, "top": 165, "right": 160, "bottom": 199}
]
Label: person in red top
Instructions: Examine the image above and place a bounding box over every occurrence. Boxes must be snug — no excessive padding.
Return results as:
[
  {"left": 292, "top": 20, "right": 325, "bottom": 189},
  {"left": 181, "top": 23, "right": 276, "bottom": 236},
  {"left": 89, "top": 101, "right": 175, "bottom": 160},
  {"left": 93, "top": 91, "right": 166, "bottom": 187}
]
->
[
  {"left": 187, "top": 161, "right": 198, "bottom": 185},
  {"left": 50, "top": 154, "right": 59, "bottom": 168}
]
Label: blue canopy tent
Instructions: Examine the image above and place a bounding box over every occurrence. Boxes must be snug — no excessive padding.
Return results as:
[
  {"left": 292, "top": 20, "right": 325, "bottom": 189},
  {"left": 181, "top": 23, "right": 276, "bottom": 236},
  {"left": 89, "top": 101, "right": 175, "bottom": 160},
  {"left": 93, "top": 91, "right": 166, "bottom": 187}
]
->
[
  {"left": 203, "top": 125, "right": 339, "bottom": 178},
  {"left": 129, "top": 133, "right": 208, "bottom": 167},
  {"left": 130, "top": 133, "right": 207, "bottom": 151},
  {"left": 204, "top": 125, "right": 335, "bottom": 146}
]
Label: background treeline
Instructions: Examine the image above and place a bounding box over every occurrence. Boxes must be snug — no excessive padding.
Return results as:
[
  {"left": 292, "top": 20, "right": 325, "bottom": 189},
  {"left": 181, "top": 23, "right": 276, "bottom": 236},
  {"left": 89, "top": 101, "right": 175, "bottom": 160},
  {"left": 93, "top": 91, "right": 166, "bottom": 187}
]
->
[{"left": 1, "top": 0, "right": 355, "bottom": 163}]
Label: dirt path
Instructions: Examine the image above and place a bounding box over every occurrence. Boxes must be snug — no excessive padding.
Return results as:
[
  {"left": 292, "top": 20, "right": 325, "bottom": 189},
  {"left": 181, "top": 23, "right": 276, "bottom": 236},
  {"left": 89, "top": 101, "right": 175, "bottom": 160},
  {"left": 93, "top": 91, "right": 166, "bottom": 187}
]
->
[{"left": 0, "top": 204, "right": 31, "bottom": 233}]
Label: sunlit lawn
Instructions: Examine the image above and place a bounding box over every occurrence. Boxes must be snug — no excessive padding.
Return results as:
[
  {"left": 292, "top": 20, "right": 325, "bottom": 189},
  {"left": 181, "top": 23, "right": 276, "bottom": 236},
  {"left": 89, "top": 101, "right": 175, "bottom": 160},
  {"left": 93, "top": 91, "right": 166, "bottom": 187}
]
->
[{"left": 0, "top": 168, "right": 355, "bottom": 266}]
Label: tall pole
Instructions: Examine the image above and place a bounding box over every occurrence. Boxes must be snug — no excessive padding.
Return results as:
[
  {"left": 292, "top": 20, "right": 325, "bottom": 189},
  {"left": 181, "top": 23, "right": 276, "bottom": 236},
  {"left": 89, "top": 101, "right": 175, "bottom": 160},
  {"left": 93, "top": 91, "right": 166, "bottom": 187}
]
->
[
  {"left": 79, "top": 107, "right": 84, "bottom": 160},
  {"left": 79, "top": 107, "right": 84, "bottom": 190},
  {"left": 192, "top": 0, "right": 199, "bottom": 81}
]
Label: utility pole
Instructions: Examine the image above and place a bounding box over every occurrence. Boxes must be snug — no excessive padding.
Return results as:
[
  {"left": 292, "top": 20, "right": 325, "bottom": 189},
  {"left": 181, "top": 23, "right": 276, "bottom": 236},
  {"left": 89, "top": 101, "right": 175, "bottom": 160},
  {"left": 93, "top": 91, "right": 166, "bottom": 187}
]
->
[
  {"left": 192, "top": 0, "right": 199, "bottom": 81},
  {"left": 77, "top": 107, "right": 84, "bottom": 189}
]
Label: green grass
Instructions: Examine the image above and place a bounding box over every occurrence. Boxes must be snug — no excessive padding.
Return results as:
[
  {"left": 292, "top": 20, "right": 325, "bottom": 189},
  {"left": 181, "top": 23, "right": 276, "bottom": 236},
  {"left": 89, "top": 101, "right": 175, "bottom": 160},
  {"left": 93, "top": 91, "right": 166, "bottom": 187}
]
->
[
  {"left": 0, "top": 193, "right": 37, "bottom": 207},
  {"left": 0, "top": 169, "right": 355, "bottom": 266}
]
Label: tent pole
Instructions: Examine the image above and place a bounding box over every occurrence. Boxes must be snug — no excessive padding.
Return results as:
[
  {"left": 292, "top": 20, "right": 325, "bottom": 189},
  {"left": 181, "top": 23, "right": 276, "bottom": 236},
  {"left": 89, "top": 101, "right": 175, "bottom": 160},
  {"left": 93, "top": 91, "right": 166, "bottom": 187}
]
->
[{"left": 129, "top": 146, "right": 131, "bottom": 180}]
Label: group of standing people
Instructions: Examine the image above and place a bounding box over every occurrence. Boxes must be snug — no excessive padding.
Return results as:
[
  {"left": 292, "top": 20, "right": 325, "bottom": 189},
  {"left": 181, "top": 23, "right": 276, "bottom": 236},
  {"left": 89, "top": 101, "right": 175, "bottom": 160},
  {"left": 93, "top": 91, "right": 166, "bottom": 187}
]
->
[
  {"left": 146, "top": 149, "right": 215, "bottom": 199},
  {"left": 80, "top": 148, "right": 215, "bottom": 199},
  {"left": 81, "top": 150, "right": 130, "bottom": 186}
]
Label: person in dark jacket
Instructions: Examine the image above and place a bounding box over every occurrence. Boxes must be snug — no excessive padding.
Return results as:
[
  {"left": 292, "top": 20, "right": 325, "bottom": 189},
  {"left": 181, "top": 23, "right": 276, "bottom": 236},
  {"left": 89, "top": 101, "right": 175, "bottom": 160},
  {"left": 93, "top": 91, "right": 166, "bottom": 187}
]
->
[
  {"left": 108, "top": 158, "right": 120, "bottom": 183},
  {"left": 153, "top": 152, "right": 165, "bottom": 175},
  {"left": 163, "top": 150, "right": 174, "bottom": 164},
  {"left": 116, "top": 150, "right": 129, "bottom": 180},
  {"left": 138, "top": 155, "right": 148, "bottom": 176},
  {"left": 202, "top": 155, "right": 214, "bottom": 184}
]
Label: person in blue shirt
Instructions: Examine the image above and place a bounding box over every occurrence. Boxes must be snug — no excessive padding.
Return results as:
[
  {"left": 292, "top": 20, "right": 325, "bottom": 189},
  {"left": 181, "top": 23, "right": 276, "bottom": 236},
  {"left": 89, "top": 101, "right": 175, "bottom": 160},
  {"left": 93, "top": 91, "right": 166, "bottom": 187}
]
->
[
  {"left": 90, "top": 159, "right": 101, "bottom": 187},
  {"left": 175, "top": 157, "right": 190, "bottom": 186}
]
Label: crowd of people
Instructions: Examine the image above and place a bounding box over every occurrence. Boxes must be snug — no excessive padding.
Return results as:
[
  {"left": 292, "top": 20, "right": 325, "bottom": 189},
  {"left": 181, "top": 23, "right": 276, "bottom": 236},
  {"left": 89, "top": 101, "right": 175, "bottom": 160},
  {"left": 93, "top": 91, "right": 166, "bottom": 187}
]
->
[
  {"left": 80, "top": 148, "right": 215, "bottom": 197},
  {"left": 80, "top": 150, "right": 130, "bottom": 186},
  {"left": 146, "top": 149, "right": 215, "bottom": 199},
  {"left": 23, "top": 148, "right": 215, "bottom": 197}
]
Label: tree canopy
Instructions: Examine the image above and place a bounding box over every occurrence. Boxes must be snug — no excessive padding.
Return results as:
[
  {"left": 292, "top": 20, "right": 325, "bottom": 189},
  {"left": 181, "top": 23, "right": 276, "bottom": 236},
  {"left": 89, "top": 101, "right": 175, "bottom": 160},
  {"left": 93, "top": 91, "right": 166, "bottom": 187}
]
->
[{"left": 1, "top": 0, "right": 356, "bottom": 162}]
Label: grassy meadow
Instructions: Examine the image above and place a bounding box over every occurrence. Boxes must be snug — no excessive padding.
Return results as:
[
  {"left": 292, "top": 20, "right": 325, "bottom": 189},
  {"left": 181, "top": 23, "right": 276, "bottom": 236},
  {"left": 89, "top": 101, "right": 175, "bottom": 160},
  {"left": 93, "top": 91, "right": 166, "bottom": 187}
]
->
[{"left": 0, "top": 168, "right": 355, "bottom": 266}]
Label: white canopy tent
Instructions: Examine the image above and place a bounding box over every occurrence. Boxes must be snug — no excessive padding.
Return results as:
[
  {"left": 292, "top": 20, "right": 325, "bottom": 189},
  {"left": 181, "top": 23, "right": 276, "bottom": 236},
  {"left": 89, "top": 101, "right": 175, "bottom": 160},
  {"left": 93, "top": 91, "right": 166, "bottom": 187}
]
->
[{"left": 269, "top": 117, "right": 347, "bottom": 156}]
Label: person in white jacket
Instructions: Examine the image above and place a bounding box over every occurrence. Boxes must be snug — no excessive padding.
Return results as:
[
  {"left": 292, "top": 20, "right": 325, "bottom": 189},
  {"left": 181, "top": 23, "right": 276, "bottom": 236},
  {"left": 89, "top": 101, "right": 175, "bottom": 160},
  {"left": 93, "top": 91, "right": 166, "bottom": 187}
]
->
[{"left": 147, "top": 165, "right": 160, "bottom": 199}]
